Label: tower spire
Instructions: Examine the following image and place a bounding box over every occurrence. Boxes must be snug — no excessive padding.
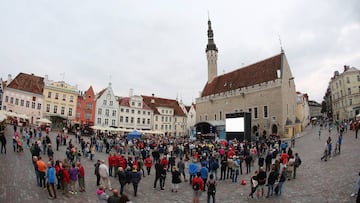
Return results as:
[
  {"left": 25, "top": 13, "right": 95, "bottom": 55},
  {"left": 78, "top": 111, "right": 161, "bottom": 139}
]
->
[
  {"left": 206, "top": 17, "right": 218, "bottom": 83},
  {"left": 206, "top": 18, "right": 218, "bottom": 52}
]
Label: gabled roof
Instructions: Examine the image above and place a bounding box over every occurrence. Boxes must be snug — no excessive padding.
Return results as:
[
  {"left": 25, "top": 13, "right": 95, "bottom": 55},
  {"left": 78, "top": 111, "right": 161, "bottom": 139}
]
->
[
  {"left": 142, "top": 95, "right": 186, "bottom": 117},
  {"left": 201, "top": 54, "right": 282, "bottom": 97},
  {"left": 118, "top": 97, "right": 152, "bottom": 110},
  {"left": 96, "top": 88, "right": 107, "bottom": 99},
  {"left": 185, "top": 106, "right": 191, "bottom": 113},
  {"left": 7, "top": 72, "right": 44, "bottom": 95},
  {"left": 85, "top": 86, "right": 95, "bottom": 97}
]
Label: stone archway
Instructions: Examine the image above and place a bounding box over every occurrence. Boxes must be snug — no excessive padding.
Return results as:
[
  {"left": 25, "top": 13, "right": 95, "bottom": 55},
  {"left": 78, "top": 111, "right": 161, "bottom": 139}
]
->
[{"left": 272, "top": 124, "right": 278, "bottom": 134}]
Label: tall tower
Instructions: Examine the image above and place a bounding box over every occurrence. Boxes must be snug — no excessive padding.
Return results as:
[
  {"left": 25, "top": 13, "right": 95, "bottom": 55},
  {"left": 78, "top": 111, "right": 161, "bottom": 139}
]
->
[{"left": 206, "top": 19, "right": 218, "bottom": 83}]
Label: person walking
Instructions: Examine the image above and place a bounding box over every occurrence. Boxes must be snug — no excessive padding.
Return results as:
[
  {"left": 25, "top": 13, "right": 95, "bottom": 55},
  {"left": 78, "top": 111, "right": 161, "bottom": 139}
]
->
[
  {"left": 37, "top": 156, "right": 47, "bottom": 188},
  {"left": 192, "top": 172, "right": 204, "bottom": 203},
  {"left": 351, "top": 171, "right": 360, "bottom": 197},
  {"left": 94, "top": 160, "right": 101, "bottom": 186},
  {"left": 206, "top": 174, "right": 216, "bottom": 203},
  {"left": 249, "top": 171, "right": 258, "bottom": 199},
  {"left": 257, "top": 167, "right": 267, "bottom": 198},
  {"left": 171, "top": 166, "right": 181, "bottom": 192},
  {"left": 69, "top": 163, "right": 79, "bottom": 194},
  {"left": 277, "top": 167, "right": 287, "bottom": 196},
  {"left": 293, "top": 153, "right": 302, "bottom": 179},
  {"left": 144, "top": 155, "right": 153, "bottom": 176},
  {"left": 0, "top": 133, "right": 6, "bottom": 154},
  {"left": 220, "top": 157, "right": 227, "bottom": 180},
  {"left": 154, "top": 161, "right": 164, "bottom": 190},
  {"left": 200, "top": 164, "right": 209, "bottom": 191},
  {"left": 177, "top": 157, "right": 187, "bottom": 181},
  {"left": 117, "top": 167, "right": 127, "bottom": 195},
  {"left": 99, "top": 160, "right": 112, "bottom": 191},
  {"left": 266, "top": 167, "right": 278, "bottom": 197},
  {"left": 130, "top": 166, "right": 141, "bottom": 196},
  {"left": 46, "top": 161, "right": 57, "bottom": 199},
  {"left": 77, "top": 162, "right": 86, "bottom": 192}
]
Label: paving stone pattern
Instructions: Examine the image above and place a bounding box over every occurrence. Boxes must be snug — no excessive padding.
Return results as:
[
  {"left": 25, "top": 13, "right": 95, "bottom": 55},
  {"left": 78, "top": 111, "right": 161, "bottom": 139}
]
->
[{"left": 0, "top": 125, "right": 359, "bottom": 203}]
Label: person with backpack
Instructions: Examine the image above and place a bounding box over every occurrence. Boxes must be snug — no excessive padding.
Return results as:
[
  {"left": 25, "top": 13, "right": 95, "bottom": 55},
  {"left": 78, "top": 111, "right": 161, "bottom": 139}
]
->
[
  {"left": 206, "top": 174, "right": 216, "bottom": 203},
  {"left": 171, "top": 166, "right": 181, "bottom": 192},
  {"left": 192, "top": 172, "right": 204, "bottom": 203},
  {"left": 293, "top": 153, "right": 301, "bottom": 179}
]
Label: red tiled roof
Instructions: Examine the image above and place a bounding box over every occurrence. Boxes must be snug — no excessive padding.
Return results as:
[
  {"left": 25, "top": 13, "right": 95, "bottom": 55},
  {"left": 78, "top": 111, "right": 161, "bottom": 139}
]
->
[
  {"left": 7, "top": 72, "right": 44, "bottom": 95},
  {"left": 96, "top": 88, "right": 107, "bottom": 98},
  {"left": 118, "top": 97, "right": 152, "bottom": 110},
  {"left": 142, "top": 95, "right": 186, "bottom": 116},
  {"left": 201, "top": 54, "right": 282, "bottom": 97}
]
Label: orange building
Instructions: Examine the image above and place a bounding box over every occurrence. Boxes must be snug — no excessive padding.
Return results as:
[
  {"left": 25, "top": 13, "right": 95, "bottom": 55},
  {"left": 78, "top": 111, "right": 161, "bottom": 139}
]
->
[{"left": 76, "top": 86, "right": 96, "bottom": 125}]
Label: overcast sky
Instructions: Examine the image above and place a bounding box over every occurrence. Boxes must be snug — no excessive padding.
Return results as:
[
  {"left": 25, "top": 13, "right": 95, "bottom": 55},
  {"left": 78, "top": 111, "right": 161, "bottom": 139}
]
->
[{"left": 1, "top": 0, "right": 359, "bottom": 104}]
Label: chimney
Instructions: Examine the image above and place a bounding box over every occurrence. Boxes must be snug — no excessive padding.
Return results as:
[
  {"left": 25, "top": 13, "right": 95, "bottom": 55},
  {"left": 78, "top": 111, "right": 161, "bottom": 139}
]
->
[
  {"left": 7, "top": 74, "right": 12, "bottom": 83},
  {"left": 344, "top": 65, "right": 349, "bottom": 72},
  {"left": 151, "top": 93, "right": 155, "bottom": 103},
  {"left": 129, "top": 88, "right": 133, "bottom": 97}
]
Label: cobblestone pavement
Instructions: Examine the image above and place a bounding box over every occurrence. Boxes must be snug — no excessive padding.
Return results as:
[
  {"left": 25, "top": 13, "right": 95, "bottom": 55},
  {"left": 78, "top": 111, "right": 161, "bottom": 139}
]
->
[{"left": 0, "top": 124, "right": 359, "bottom": 203}]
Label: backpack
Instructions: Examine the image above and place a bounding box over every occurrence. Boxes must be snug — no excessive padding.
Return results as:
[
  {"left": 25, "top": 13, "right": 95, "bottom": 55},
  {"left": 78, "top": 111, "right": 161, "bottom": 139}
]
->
[
  {"left": 57, "top": 169, "right": 64, "bottom": 180},
  {"left": 295, "top": 157, "right": 302, "bottom": 167},
  {"left": 193, "top": 182, "right": 200, "bottom": 191},
  {"left": 208, "top": 181, "right": 216, "bottom": 194}
]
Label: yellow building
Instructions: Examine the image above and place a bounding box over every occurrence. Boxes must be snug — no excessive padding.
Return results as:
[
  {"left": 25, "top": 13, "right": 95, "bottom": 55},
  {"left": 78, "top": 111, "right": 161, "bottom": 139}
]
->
[{"left": 43, "top": 76, "right": 78, "bottom": 127}]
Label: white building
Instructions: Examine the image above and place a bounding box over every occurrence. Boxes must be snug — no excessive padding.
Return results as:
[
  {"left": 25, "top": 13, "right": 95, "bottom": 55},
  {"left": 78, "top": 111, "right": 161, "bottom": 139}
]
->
[
  {"left": 94, "top": 84, "right": 119, "bottom": 127},
  {"left": 2, "top": 73, "right": 45, "bottom": 124}
]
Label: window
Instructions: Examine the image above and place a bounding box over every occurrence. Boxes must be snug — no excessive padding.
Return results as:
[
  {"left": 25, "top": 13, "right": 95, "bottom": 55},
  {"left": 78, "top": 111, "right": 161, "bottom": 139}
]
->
[
  {"left": 15, "top": 99, "right": 19, "bottom": 105},
  {"left": 62, "top": 94, "right": 66, "bottom": 101},
  {"left": 111, "top": 120, "right": 115, "bottom": 126},
  {"left": 98, "top": 108, "right": 102, "bottom": 115},
  {"left": 254, "top": 107, "right": 258, "bottom": 119},
  {"left": 97, "top": 118, "right": 101, "bottom": 124},
  {"left": 347, "top": 77, "right": 350, "bottom": 84},
  {"left": 46, "top": 104, "right": 50, "bottom": 112},
  {"left": 70, "top": 96, "right": 74, "bottom": 102},
  {"left": 120, "top": 116, "right": 123, "bottom": 123},
  {"left": 131, "top": 117, "right": 134, "bottom": 123},
  {"left": 86, "top": 103, "right": 92, "bottom": 109},
  {"left": 55, "top": 93, "right": 59, "bottom": 100},
  {"left": 104, "top": 119, "right": 108, "bottom": 125},
  {"left": 109, "top": 101, "right": 113, "bottom": 106},
  {"left": 54, "top": 105, "right": 58, "bottom": 114},
  {"left": 131, "top": 102, "right": 135, "bottom": 106},
  {"left": 214, "top": 114, "right": 217, "bottom": 120},
  {"left": 126, "top": 109, "right": 129, "bottom": 113},
  {"left": 165, "top": 117, "right": 168, "bottom": 122},
  {"left": 125, "top": 117, "right": 129, "bottom": 123},
  {"left": 137, "top": 118, "right": 140, "bottom": 124},
  {"left": 105, "top": 109, "right": 109, "bottom": 116},
  {"left": 263, "top": 106, "right": 268, "bottom": 118},
  {"left": 348, "top": 88, "right": 351, "bottom": 95},
  {"left": 32, "top": 102, "right": 36, "bottom": 109},
  {"left": 61, "top": 106, "right": 65, "bottom": 115},
  {"left": 147, "top": 119, "right": 150, "bottom": 124},
  {"left": 76, "top": 112, "right": 80, "bottom": 118},
  {"left": 155, "top": 124, "right": 158, "bottom": 130},
  {"left": 155, "top": 116, "right": 158, "bottom": 121},
  {"left": 161, "top": 125, "right": 163, "bottom": 130},
  {"left": 68, "top": 108, "right": 73, "bottom": 116},
  {"left": 161, "top": 117, "right": 164, "bottom": 122},
  {"left": 37, "top": 103, "right": 41, "bottom": 110},
  {"left": 112, "top": 110, "right": 116, "bottom": 117},
  {"left": 85, "top": 113, "right": 91, "bottom": 119},
  {"left": 47, "top": 92, "right": 51, "bottom": 98},
  {"left": 138, "top": 110, "right": 141, "bottom": 114},
  {"left": 138, "top": 103, "right": 141, "bottom": 107},
  {"left": 219, "top": 111, "right": 222, "bottom": 120},
  {"left": 148, "top": 112, "right": 150, "bottom": 115},
  {"left": 10, "top": 97, "right": 13, "bottom": 104},
  {"left": 340, "top": 90, "right": 343, "bottom": 97},
  {"left": 350, "top": 99, "right": 353, "bottom": 105},
  {"left": 5, "top": 96, "right": 8, "bottom": 102},
  {"left": 205, "top": 115, "right": 208, "bottom": 120},
  {"left": 77, "top": 102, "right": 81, "bottom": 108},
  {"left": 142, "top": 118, "right": 145, "bottom": 124},
  {"left": 143, "top": 111, "right": 146, "bottom": 115},
  {"left": 131, "top": 109, "right": 135, "bottom": 114},
  {"left": 120, "top": 108, "right": 124, "bottom": 112},
  {"left": 103, "top": 100, "right": 107, "bottom": 105},
  {"left": 26, "top": 101, "right": 30, "bottom": 108}
]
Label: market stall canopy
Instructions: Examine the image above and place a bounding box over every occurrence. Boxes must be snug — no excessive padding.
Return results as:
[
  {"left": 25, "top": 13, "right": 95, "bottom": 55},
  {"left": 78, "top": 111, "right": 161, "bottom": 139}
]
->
[
  {"left": 36, "top": 118, "right": 52, "bottom": 124},
  {"left": 0, "top": 114, "right": 6, "bottom": 122},
  {"left": 90, "top": 125, "right": 106, "bottom": 131},
  {"left": 127, "top": 130, "right": 142, "bottom": 140}
]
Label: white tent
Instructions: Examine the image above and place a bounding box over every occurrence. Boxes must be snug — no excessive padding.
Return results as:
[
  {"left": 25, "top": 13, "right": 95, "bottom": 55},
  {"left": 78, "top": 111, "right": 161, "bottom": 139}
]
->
[{"left": 36, "top": 118, "right": 52, "bottom": 124}]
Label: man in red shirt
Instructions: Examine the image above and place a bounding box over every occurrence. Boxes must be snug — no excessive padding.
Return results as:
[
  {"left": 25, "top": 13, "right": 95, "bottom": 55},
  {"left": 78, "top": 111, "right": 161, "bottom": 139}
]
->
[
  {"left": 113, "top": 154, "right": 120, "bottom": 177},
  {"left": 77, "top": 162, "right": 85, "bottom": 192},
  {"left": 160, "top": 156, "right": 168, "bottom": 170},
  {"left": 281, "top": 152, "right": 289, "bottom": 165},
  {"left": 108, "top": 154, "right": 113, "bottom": 176},
  {"left": 144, "top": 155, "right": 153, "bottom": 175},
  {"left": 192, "top": 172, "right": 204, "bottom": 203}
]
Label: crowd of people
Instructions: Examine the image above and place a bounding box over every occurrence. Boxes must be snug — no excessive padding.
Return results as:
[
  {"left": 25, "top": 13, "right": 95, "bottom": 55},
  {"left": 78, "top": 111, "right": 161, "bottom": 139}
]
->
[{"left": 0, "top": 120, "right": 359, "bottom": 202}]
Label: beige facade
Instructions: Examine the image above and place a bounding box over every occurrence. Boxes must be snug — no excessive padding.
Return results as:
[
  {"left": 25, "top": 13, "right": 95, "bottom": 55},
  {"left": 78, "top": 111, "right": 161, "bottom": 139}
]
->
[
  {"left": 196, "top": 52, "right": 298, "bottom": 137},
  {"left": 330, "top": 66, "right": 360, "bottom": 121},
  {"left": 43, "top": 78, "right": 78, "bottom": 122},
  {"left": 296, "top": 93, "right": 310, "bottom": 130}
]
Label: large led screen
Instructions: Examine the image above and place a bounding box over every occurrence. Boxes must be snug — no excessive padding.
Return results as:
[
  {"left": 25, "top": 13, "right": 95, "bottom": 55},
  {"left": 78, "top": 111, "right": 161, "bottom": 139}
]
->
[{"left": 225, "top": 117, "right": 245, "bottom": 132}]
